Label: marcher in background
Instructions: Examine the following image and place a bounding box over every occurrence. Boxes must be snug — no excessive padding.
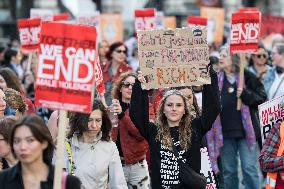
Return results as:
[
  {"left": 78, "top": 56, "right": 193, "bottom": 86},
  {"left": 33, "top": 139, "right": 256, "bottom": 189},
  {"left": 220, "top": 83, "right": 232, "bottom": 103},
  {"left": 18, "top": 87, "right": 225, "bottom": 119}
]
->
[
  {"left": 263, "top": 43, "right": 284, "bottom": 100},
  {"left": 112, "top": 72, "right": 150, "bottom": 188},
  {"left": 0, "top": 68, "right": 35, "bottom": 114},
  {"left": 1, "top": 48, "right": 18, "bottom": 75},
  {"left": 206, "top": 45, "right": 267, "bottom": 189},
  {"left": 98, "top": 40, "right": 109, "bottom": 67},
  {"left": 65, "top": 99, "right": 127, "bottom": 189},
  {"left": 129, "top": 64, "right": 220, "bottom": 188},
  {"left": 4, "top": 88, "right": 27, "bottom": 118},
  {"left": 0, "top": 116, "right": 17, "bottom": 171},
  {"left": 102, "top": 42, "right": 132, "bottom": 105},
  {"left": 259, "top": 121, "right": 284, "bottom": 189},
  {"left": 247, "top": 43, "right": 271, "bottom": 82},
  {"left": 0, "top": 114, "right": 81, "bottom": 189}
]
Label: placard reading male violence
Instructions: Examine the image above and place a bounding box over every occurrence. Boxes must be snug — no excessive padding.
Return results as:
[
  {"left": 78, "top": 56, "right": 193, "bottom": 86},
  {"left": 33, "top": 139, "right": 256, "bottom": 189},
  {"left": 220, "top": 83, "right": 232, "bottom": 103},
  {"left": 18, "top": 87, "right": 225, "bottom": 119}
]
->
[
  {"left": 230, "top": 11, "right": 261, "bottom": 53},
  {"left": 35, "top": 22, "right": 98, "bottom": 113},
  {"left": 137, "top": 27, "right": 210, "bottom": 89},
  {"left": 258, "top": 94, "right": 284, "bottom": 143}
]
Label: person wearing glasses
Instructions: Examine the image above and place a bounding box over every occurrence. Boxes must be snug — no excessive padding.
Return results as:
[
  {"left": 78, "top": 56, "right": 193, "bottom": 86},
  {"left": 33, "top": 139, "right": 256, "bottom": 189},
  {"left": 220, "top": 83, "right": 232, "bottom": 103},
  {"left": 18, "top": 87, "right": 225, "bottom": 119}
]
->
[
  {"left": 263, "top": 43, "right": 284, "bottom": 100},
  {"left": 102, "top": 42, "right": 132, "bottom": 106},
  {"left": 112, "top": 72, "right": 150, "bottom": 188},
  {"left": 247, "top": 43, "right": 271, "bottom": 82}
]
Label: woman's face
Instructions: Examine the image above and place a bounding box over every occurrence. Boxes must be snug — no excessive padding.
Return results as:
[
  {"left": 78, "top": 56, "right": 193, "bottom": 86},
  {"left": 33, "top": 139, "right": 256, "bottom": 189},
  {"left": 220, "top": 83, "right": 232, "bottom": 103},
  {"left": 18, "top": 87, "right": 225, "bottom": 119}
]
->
[
  {"left": 163, "top": 94, "right": 185, "bottom": 124},
  {"left": 111, "top": 45, "right": 127, "bottom": 64},
  {"left": 13, "top": 125, "right": 47, "bottom": 164},
  {"left": 120, "top": 76, "right": 136, "bottom": 103},
  {"left": 179, "top": 88, "right": 194, "bottom": 105},
  {"left": 86, "top": 109, "right": 103, "bottom": 139},
  {"left": 0, "top": 89, "right": 6, "bottom": 113},
  {"left": 219, "top": 49, "right": 233, "bottom": 71},
  {"left": 0, "top": 134, "right": 10, "bottom": 158},
  {"left": 271, "top": 46, "right": 283, "bottom": 66},
  {"left": 98, "top": 41, "right": 109, "bottom": 57},
  {"left": 0, "top": 75, "right": 7, "bottom": 91},
  {"left": 252, "top": 48, "right": 267, "bottom": 66}
]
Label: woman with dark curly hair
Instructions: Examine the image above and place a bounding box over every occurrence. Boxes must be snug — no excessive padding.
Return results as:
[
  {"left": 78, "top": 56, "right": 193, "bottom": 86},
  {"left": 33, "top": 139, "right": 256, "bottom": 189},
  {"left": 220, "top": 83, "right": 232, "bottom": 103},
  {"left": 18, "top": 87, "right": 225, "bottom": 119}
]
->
[
  {"left": 64, "top": 99, "right": 127, "bottom": 189},
  {"left": 129, "top": 66, "right": 221, "bottom": 189}
]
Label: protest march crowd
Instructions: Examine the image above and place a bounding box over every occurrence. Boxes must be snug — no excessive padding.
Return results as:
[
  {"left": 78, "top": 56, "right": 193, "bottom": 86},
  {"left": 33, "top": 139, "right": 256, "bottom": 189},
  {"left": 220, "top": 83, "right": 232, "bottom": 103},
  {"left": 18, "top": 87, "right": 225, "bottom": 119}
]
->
[{"left": 0, "top": 5, "right": 284, "bottom": 189}]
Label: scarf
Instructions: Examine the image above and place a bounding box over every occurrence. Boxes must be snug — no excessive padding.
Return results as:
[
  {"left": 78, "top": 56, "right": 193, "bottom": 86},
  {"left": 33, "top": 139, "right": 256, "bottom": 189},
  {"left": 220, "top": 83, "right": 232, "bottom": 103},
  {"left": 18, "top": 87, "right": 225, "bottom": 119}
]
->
[{"left": 206, "top": 71, "right": 256, "bottom": 173}]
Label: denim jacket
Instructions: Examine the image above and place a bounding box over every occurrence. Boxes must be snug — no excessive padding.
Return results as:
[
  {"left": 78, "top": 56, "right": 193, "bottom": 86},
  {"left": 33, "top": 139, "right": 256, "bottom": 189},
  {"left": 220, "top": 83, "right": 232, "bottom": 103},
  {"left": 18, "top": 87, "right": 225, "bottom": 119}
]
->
[{"left": 263, "top": 67, "right": 276, "bottom": 95}]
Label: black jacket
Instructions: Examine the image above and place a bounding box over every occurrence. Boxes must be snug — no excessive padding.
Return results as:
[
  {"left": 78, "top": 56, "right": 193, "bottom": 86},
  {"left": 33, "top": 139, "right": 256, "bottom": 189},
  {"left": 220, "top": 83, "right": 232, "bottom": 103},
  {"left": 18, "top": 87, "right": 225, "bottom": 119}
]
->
[
  {"left": 240, "top": 70, "right": 267, "bottom": 145},
  {"left": 129, "top": 68, "right": 221, "bottom": 189},
  {"left": 0, "top": 163, "right": 81, "bottom": 189}
]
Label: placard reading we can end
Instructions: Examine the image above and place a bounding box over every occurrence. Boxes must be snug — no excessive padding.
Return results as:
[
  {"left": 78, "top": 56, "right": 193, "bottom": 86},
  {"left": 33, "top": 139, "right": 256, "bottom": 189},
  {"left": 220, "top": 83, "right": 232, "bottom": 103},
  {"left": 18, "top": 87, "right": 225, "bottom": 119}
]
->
[
  {"left": 35, "top": 22, "right": 97, "bottom": 113},
  {"left": 137, "top": 27, "right": 210, "bottom": 90}
]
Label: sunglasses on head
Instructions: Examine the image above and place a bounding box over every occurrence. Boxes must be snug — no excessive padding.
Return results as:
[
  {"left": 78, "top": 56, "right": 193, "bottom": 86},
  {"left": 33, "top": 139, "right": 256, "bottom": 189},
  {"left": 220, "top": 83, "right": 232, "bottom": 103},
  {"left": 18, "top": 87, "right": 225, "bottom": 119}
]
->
[
  {"left": 115, "top": 49, "right": 127, "bottom": 54},
  {"left": 122, "top": 82, "right": 134, "bottom": 88},
  {"left": 255, "top": 54, "right": 267, "bottom": 59}
]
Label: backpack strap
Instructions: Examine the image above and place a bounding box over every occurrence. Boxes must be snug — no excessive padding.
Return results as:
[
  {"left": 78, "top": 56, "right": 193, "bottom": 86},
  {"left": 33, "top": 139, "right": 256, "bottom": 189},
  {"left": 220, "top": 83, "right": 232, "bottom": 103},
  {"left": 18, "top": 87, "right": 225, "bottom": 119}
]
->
[{"left": 266, "top": 121, "right": 284, "bottom": 189}]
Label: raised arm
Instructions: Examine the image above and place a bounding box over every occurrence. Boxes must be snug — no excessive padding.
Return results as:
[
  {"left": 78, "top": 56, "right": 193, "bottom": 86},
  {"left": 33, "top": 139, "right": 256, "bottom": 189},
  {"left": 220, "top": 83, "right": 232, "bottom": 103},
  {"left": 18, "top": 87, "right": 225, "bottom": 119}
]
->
[
  {"left": 129, "top": 72, "right": 153, "bottom": 141},
  {"left": 200, "top": 66, "right": 221, "bottom": 135}
]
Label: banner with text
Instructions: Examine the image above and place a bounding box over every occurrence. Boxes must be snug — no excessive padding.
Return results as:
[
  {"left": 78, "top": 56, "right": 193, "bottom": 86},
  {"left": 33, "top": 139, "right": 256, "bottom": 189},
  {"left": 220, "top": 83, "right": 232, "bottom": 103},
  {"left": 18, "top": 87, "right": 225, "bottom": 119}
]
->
[
  {"left": 230, "top": 11, "right": 261, "bottom": 53},
  {"left": 18, "top": 18, "right": 41, "bottom": 51},
  {"left": 258, "top": 94, "right": 284, "bottom": 144},
  {"left": 135, "top": 8, "right": 156, "bottom": 31},
  {"left": 200, "top": 147, "right": 217, "bottom": 189},
  {"left": 99, "top": 14, "right": 123, "bottom": 44},
  {"left": 261, "top": 15, "right": 284, "bottom": 37},
  {"left": 137, "top": 27, "right": 210, "bottom": 89},
  {"left": 200, "top": 7, "right": 225, "bottom": 44},
  {"left": 35, "top": 22, "right": 97, "bottom": 113}
]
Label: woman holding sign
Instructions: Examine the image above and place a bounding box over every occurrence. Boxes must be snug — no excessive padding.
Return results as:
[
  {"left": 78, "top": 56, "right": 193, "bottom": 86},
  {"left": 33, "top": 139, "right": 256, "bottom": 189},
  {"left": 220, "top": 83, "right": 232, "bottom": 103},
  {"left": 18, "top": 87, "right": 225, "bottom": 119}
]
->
[
  {"left": 65, "top": 99, "right": 127, "bottom": 189},
  {"left": 129, "top": 64, "right": 220, "bottom": 189},
  {"left": 206, "top": 45, "right": 267, "bottom": 189},
  {"left": 0, "top": 114, "right": 81, "bottom": 189}
]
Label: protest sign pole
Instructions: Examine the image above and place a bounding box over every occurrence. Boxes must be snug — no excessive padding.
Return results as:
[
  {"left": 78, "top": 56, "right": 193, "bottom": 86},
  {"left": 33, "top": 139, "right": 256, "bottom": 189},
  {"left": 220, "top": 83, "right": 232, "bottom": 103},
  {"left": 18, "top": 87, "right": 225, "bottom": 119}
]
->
[
  {"left": 26, "top": 51, "right": 33, "bottom": 72},
  {"left": 53, "top": 110, "right": 68, "bottom": 189},
  {"left": 237, "top": 53, "right": 246, "bottom": 110}
]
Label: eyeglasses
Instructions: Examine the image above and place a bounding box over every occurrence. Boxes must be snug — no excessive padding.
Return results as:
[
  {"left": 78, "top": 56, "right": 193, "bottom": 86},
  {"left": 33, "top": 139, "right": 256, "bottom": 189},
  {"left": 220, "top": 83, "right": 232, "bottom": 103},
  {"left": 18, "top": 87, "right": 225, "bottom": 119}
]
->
[
  {"left": 115, "top": 49, "right": 127, "bottom": 54},
  {"left": 255, "top": 54, "right": 267, "bottom": 59},
  {"left": 122, "top": 82, "right": 135, "bottom": 88}
]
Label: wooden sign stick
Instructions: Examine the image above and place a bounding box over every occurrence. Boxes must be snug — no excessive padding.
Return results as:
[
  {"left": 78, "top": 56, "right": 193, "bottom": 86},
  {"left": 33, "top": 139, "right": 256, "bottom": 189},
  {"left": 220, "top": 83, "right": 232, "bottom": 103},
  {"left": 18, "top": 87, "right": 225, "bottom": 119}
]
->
[
  {"left": 53, "top": 110, "right": 68, "bottom": 189},
  {"left": 237, "top": 53, "right": 246, "bottom": 110}
]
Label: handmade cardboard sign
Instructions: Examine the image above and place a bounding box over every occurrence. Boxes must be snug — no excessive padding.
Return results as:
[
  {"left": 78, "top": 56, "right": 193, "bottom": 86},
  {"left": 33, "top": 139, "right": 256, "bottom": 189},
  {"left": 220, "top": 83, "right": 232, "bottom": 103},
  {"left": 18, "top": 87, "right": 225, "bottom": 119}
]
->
[
  {"left": 77, "top": 11, "right": 100, "bottom": 27},
  {"left": 230, "top": 11, "right": 261, "bottom": 53},
  {"left": 18, "top": 18, "right": 41, "bottom": 51},
  {"left": 135, "top": 8, "right": 156, "bottom": 31},
  {"left": 137, "top": 27, "right": 210, "bottom": 89},
  {"left": 258, "top": 95, "right": 284, "bottom": 144},
  {"left": 99, "top": 14, "right": 123, "bottom": 44},
  {"left": 35, "top": 22, "right": 97, "bottom": 113}
]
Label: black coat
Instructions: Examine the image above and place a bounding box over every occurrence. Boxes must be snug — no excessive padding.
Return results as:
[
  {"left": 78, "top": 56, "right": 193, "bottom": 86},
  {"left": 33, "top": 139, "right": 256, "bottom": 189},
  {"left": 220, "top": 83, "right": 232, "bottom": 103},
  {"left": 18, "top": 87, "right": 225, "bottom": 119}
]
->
[
  {"left": 0, "top": 163, "right": 81, "bottom": 189},
  {"left": 240, "top": 70, "right": 267, "bottom": 146}
]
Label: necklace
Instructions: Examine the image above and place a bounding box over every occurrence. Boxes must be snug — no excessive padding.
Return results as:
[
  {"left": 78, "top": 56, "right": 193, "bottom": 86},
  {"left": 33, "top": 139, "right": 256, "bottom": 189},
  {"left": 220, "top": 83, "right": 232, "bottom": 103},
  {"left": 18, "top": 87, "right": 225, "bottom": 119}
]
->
[{"left": 228, "top": 87, "right": 234, "bottom": 93}]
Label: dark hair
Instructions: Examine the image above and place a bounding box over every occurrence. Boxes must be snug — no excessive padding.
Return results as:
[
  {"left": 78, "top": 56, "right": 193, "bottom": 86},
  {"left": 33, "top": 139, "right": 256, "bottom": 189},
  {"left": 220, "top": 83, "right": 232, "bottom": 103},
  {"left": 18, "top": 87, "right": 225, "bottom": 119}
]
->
[
  {"left": 106, "top": 42, "right": 128, "bottom": 61},
  {"left": 209, "top": 56, "right": 219, "bottom": 66},
  {"left": 3, "top": 48, "right": 17, "bottom": 65},
  {"left": 0, "top": 116, "right": 17, "bottom": 142},
  {"left": 0, "top": 46, "right": 5, "bottom": 54},
  {"left": 0, "top": 68, "right": 22, "bottom": 92},
  {"left": 68, "top": 99, "right": 112, "bottom": 141},
  {"left": 112, "top": 72, "right": 137, "bottom": 100},
  {"left": 248, "top": 43, "right": 268, "bottom": 66},
  {"left": 9, "top": 114, "right": 54, "bottom": 164}
]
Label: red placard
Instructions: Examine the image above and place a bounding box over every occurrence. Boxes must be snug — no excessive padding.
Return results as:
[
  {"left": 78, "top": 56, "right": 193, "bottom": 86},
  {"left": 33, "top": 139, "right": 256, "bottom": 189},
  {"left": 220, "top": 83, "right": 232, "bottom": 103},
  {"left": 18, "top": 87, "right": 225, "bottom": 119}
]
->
[
  {"left": 261, "top": 15, "right": 284, "bottom": 36},
  {"left": 187, "top": 16, "right": 208, "bottom": 26},
  {"left": 135, "top": 8, "right": 156, "bottom": 31},
  {"left": 18, "top": 18, "right": 41, "bottom": 51},
  {"left": 35, "top": 22, "right": 97, "bottom": 113},
  {"left": 230, "top": 12, "right": 261, "bottom": 53},
  {"left": 238, "top": 7, "right": 259, "bottom": 12},
  {"left": 53, "top": 13, "right": 70, "bottom": 21}
]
